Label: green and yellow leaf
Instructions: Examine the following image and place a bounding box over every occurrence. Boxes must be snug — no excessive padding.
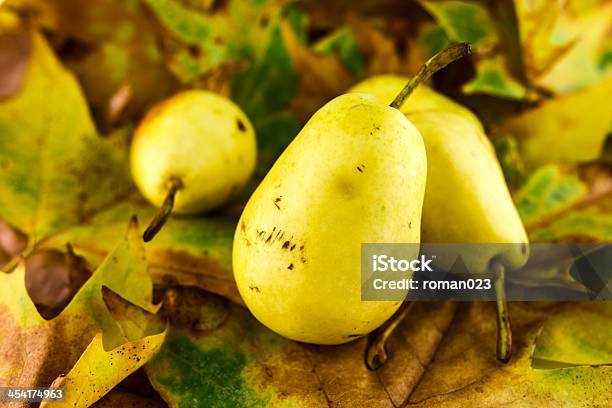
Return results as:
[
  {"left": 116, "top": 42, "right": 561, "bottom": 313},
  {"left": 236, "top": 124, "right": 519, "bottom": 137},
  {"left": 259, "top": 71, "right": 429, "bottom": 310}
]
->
[{"left": 0, "top": 220, "right": 163, "bottom": 407}]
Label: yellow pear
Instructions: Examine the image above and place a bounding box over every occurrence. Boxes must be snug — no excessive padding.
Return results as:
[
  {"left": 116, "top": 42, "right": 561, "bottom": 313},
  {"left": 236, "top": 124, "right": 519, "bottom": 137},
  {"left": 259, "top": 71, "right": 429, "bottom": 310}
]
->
[
  {"left": 233, "top": 93, "right": 427, "bottom": 344},
  {"left": 131, "top": 90, "right": 256, "bottom": 214},
  {"left": 131, "top": 90, "right": 257, "bottom": 241},
  {"left": 351, "top": 74, "right": 528, "bottom": 362},
  {"left": 410, "top": 111, "right": 528, "bottom": 271},
  {"left": 349, "top": 79, "right": 528, "bottom": 273}
]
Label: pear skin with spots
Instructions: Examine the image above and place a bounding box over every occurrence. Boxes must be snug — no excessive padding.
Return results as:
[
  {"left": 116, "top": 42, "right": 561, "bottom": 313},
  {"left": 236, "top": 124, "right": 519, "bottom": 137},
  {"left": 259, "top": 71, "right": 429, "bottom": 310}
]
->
[
  {"left": 131, "top": 90, "right": 257, "bottom": 214},
  {"left": 233, "top": 93, "right": 427, "bottom": 344}
]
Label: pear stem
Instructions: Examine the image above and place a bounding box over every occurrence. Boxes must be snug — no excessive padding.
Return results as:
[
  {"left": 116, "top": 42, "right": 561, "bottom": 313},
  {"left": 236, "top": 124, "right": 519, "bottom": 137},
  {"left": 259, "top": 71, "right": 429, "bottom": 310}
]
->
[
  {"left": 390, "top": 42, "right": 471, "bottom": 110},
  {"left": 366, "top": 301, "right": 415, "bottom": 370},
  {"left": 491, "top": 259, "right": 512, "bottom": 363},
  {"left": 143, "top": 177, "right": 183, "bottom": 242}
]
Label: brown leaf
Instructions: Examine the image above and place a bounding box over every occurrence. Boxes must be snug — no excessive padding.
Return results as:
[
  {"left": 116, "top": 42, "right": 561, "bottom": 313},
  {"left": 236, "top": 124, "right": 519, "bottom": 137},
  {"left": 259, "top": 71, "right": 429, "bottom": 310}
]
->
[
  {"left": 24, "top": 247, "right": 91, "bottom": 318},
  {"left": 307, "top": 302, "right": 457, "bottom": 407},
  {"left": 0, "top": 19, "right": 31, "bottom": 98},
  {"left": 11, "top": 0, "right": 178, "bottom": 129},
  {"left": 92, "top": 390, "right": 167, "bottom": 408},
  {"left": 145, "top": 298, "right": 457, "bottom": 407},
  {"left": 299, "top": 0, "right": 427, "bottom": 30},
  {"left": 281, "top": 19, "right": 354, "bottom": 122},
  {"left": 407, "top": 302, "right": 612, "bottom": 407},
  {"left": 0, "top": 219, "right": 27, "bottom": 266},
  {"left": 347, "top": 16, "right": 424, "bottom": 78},
  {"left": 160, "top": 286, "right": 230, "bottom": 331}
]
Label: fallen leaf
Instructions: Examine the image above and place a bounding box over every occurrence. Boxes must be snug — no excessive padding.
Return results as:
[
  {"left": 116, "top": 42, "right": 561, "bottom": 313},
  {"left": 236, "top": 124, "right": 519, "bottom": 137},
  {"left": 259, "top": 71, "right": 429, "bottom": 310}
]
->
[
  {"left": 532, "top": 302, "right": 612, "bottom": 367},
  {"left": 43, "top": 330, "right": 166, "bottom": 408},
  {"left": 462, "top": 54, "right": 528, "bottom": 100},
  {"left": 514, "top": 0, "right": 612, "bottom": 93},
  {"left": 0, "top": 219, "right": 27, "bottom": 267},
  {"left": 347, "top": 16, "right": 421, "bottom": 77},
  {"left": 41, "top": 285, "right": 166, "bottom": 408},
  {"left": 298, "top": 0, "right": 425, "bottom": 30},
  {"left": 514, "top": 165, "right": 588, "bottom": 229},
  {"left": 0, "top": 219, "right": 158, "bottom": 407},
  {"left": 24, "top": 247, "right": 91, "bottom": 318},
  {"left": 497, "top": 77, "right": 612, "bottom": 165},
  {"left": 145, "top": 294, "right": 456, "bottom": 407},
  {"left": 406, "top": 302, "right": 612, "bottom": 407},
  {"left": 41, "top": 198, "right": 241, "bottom": 304},
  {"left": 142, "top": 0, "right": 286, "bottom": 82},
  {"left": 419, "top": 0, "right": 498, "bottom": 49},
  {"left": 92, "top": 390, "right": 167, "bottom": 408},
  {"left": 8, "top": 0, "right": 177, "bottom": 128},
  {"left": 314, "top": 26, "right": 365, "bottom": 77},
  {"left": 528, "top": 204, "right": 612, "bottom": 242},
  {"left": 493, "top": 135, "right": 526, "bottom": 189},
  {"left": 281, "top": 15, "right": 355, "bottom": 123},
  {"left": 160, "top": 286, "right": 231, "bottom": 331},
  {"left": 0, "top": 30, "right": 132, "bottom": 244},
  {"left": 229, "top": 10, "right": 302, "bottom": 179},
  {"left": 513, "top": 164, "right": 612, "bottom": 242},
  {"left": 419, "top": 0, "right": 528, "bottom": 100}
]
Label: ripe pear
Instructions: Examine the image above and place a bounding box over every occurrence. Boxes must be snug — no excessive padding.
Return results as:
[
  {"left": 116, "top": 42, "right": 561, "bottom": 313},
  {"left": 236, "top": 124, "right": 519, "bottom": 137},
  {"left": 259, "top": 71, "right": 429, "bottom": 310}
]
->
[
  {"left": 349, "top": 79, "right": 528, "bottom": 272},
  {"left": 131, "top": 90, "right": 257, "bottom": 215},
  {"left": 410, "top": 111, "right": 528, "bottom": 272},
  {"left": 352, "top": 75, "right": 527, "bottom": 363},
  {"left": 233, "top": 93, "right": 427, "bottom": 344},
  {"left": 350, "top": 74, "right": 483, "bottom": 131},
  {"left": 409, "top": 110, "right": 527, "bottom": 363}
]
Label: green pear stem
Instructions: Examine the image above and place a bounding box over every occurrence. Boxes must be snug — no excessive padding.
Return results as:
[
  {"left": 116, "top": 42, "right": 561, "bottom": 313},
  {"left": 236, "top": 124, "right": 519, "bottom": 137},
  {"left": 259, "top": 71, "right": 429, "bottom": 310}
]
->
[
  {"left": 491, "top": 258, "right": 512, "bottom": 363},
  {"left": 143, "top": 177, "right": 183, "bottom": 242},
  {"left": 390, "top": 42, "right": 471, "bottom": 110},
  {"left": 366, "top": 301, "right": 415, "bottom": 370}
]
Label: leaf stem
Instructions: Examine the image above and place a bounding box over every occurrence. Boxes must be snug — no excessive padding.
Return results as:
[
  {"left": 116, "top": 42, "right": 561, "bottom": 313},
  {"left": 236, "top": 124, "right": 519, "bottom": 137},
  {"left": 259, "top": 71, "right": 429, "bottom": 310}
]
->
[
  {"left": 143, "top": 177, "right": 183, "bottom": 242},
  {"left": 390, "top": 43, "right": 471, "bottom": 110},
  {"left": 492, "top": 258, "right": 512, "bottom": 363}
]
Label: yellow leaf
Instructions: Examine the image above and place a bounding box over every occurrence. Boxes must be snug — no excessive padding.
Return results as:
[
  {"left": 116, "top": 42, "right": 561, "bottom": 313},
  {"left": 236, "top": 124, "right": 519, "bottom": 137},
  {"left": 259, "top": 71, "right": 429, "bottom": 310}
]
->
[
  {"left": 497, "top": 77, "right": 612, "bottom": 165},
  {"left": 41, "top": 330, "right": 166, "bottom": 408}
]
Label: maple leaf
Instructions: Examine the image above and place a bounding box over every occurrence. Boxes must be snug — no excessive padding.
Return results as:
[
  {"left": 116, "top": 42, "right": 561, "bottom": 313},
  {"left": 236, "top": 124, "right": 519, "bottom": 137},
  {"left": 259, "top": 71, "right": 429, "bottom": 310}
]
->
[{"left": 0, "top": 219, "right": 165, "bottom": 408}]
